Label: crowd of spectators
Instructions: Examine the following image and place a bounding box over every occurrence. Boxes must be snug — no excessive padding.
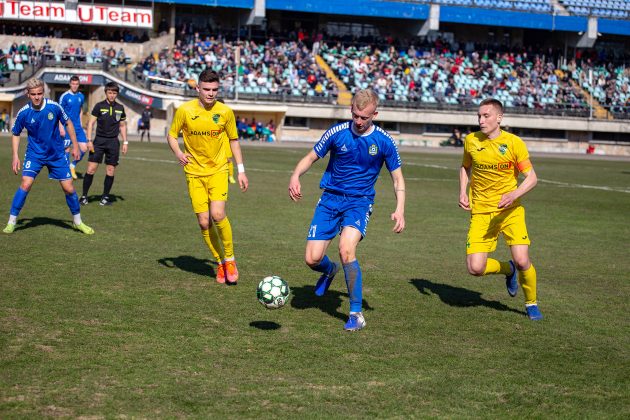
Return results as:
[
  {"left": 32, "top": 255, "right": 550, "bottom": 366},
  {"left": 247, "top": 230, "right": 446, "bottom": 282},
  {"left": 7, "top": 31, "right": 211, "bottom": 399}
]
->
[
  {"left": 135, "top": 33, "right": 336, "bottom": 99},
  {"left": 0, "top": 20, "right": 627, "bottom": 116},
  {"left": 132, "top": 27, "right": 629, "bottom": 115},
  {"left": 321, "top": 41, "right": 592, "bottom": 113},
  {"left": 236, "top": 117, "right": 276, "bottom": 141}
]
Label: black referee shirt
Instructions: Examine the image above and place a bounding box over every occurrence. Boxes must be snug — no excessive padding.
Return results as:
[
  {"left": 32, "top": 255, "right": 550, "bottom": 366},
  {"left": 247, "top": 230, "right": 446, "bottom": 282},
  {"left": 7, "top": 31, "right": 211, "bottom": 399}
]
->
[{"left": 91, "top": 99, "right": 127, "bottom": 138}]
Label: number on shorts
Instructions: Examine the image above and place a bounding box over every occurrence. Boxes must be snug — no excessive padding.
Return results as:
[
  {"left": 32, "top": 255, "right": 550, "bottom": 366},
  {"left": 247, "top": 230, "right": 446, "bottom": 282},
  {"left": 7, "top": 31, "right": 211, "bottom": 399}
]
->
[{"left": 308, "top": 224, "right": 317, "bottom": 238}]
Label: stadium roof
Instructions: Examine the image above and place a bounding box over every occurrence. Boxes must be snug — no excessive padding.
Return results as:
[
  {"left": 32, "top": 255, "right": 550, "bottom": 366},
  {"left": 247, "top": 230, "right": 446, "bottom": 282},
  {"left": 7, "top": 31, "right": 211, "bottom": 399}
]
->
[{"left": 143, "top": 0, "right": 630, "bottom": 36}]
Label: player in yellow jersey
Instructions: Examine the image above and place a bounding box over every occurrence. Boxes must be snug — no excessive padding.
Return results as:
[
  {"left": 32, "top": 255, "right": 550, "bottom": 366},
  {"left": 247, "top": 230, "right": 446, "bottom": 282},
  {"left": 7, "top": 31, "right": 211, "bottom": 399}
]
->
[
  {"left": 167, "top": 70, "right": 249, "bottom": 285},
  {"left": 459, "top": 98, "right": 542, "bottom": 320}
]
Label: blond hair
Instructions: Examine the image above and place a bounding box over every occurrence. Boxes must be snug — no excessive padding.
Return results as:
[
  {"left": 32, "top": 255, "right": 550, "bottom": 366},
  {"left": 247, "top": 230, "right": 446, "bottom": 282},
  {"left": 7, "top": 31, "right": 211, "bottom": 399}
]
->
[
  {"left": 352, "top": 89, "right": 379, "bottom": 110},
  {"left": 25, "top": 78, "right": 45, "bottom": 92}
]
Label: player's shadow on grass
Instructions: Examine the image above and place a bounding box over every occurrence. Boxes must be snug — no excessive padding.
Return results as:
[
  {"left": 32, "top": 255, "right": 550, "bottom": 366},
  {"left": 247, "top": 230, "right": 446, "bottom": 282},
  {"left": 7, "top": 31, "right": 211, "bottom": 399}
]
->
[
  {"left": 84, "top": 194, "right": 125, "bottom": 204},
  {"left": 158, "top": 255, "right": 217, "bottom": 277},
  {"left": 13, "top": 217, "right": 74, "bottom": 232},
  {"left": 410, "top": 279, "right": 524, "bottom": 315},
  {"left": 290, "top": 285, "right": 373, "bottom": 321},
  {"left": 249, "top": 321, "right": 281, "bottom": 330}
]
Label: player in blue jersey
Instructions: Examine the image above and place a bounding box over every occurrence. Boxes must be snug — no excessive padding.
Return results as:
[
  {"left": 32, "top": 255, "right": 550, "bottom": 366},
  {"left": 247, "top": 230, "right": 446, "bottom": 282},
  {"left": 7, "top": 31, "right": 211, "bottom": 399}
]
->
[
  {"left": 2, "top": 78, "right": 94, "bottom": 235},
  {"left": 288, "top": 89, "right": 406, "bottom": 331},
  {"left": 59, "top": 76, "right": 88, "bottom": 180}
]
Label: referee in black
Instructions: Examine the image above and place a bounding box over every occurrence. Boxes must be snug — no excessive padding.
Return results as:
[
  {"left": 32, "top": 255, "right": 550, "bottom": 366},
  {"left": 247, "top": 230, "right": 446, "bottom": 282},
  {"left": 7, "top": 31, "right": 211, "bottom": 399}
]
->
[{"left": 80, "top": 82, "right": 128, "bottom": 206}]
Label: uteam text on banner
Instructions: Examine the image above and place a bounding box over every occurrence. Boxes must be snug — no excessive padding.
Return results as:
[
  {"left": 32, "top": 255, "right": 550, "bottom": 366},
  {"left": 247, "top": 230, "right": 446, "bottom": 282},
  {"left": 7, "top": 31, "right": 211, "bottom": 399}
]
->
[{"left": 0, "top": 1, "right": 153, "bottom": 28}]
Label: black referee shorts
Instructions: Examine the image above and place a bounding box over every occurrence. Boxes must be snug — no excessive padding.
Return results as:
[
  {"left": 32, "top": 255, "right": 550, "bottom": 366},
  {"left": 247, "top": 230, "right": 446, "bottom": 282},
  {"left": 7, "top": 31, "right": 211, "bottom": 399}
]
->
[{"left": 89, "top": 136, "right": 120, "bottom": 166}]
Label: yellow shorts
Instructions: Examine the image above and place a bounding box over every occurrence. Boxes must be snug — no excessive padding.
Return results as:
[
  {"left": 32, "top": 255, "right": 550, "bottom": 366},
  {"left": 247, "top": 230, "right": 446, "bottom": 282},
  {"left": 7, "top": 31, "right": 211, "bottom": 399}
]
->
[
  {"left": 186, "top": 171, "right": 228, "bottom": 214},
  {"left": 466, "top": 205, "right": 530, "bottom": 254}
]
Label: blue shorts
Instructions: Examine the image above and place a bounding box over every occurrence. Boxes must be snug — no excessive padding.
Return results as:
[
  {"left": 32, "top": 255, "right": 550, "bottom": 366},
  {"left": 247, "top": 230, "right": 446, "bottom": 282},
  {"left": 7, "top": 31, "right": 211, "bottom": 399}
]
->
[
  {"left": 64, "top": 125, "right": 88, "bottom": 145},
  {"left": 307, "top": 191, "right": 373, "bottom": 240},
  {"left": 22, "top": 153, "right": 72, "bottom": 181}
]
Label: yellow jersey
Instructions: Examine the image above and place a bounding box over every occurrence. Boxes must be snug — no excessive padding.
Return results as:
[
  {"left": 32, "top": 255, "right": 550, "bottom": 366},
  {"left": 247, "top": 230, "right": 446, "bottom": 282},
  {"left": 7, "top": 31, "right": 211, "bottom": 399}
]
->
[
  {"left": 462, "top": 130, "right": 532, "bottom": 214},
  {"left": 168, "top": 99, "right": 238, "bottom": 176}
]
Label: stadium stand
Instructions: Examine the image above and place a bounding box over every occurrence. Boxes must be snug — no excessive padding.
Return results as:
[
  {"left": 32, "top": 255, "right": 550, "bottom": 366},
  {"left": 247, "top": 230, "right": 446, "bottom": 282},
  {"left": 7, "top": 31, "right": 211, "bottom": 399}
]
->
[
  {"left": 0, "top": 0, "right": 627, "bottom": 152},
  {"left": 133, "top": 36, "right": 336, "bottom": 101}
]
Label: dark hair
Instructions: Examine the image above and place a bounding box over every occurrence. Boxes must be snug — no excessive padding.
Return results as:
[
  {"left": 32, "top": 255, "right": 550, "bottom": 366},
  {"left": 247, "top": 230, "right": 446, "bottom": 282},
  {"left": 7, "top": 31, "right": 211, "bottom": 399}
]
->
[
  {"left": 198, "top": 70, "right": 220, "bottom": 84},
  {"left": 69, "top": 75, "right": 80, "bottom": 83},
  {"left": 105, "top": 81, "right": 119, "bottom": 92},
  {"left": 479, "top": 98, "right": 503, "bottom": 114}
]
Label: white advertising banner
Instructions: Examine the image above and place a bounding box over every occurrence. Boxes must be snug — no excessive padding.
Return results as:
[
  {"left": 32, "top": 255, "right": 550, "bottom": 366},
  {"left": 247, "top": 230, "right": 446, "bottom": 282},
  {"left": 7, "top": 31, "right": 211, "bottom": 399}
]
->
[{"left": 0, "top": 1, "right": 153, "bottom": 28}]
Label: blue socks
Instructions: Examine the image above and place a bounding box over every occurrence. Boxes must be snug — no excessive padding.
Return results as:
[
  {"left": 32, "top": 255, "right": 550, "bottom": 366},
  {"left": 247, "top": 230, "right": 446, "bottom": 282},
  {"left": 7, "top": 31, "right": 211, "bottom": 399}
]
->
[
  {"left": 312, "top": 255, "right": 334, "bottom": 275},
  {"left": 65, "top": 192, "right": 81, "bottom": 215},
  {"left": 10, "top": 187, "right": 29, "bottom": 217},
  {"left": 343, "top": 260, "right": 363, "bottom": 313}
]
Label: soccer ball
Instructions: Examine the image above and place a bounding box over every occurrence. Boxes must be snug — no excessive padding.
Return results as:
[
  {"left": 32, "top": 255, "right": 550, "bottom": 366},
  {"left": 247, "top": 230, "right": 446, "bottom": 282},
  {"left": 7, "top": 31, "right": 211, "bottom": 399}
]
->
[{"left": 257, "top": 276, "right": 290, "bottom": 309}]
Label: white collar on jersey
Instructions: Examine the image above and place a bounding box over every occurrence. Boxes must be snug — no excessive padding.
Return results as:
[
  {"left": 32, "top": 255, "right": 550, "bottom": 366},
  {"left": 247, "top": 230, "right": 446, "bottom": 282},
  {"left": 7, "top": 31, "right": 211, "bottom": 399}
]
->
[
  {"left": 350, "top": 123, "right": 375, "bottom": 137},
  {"left": 31, "top": 98, "right": 47, "bottom": 110}
]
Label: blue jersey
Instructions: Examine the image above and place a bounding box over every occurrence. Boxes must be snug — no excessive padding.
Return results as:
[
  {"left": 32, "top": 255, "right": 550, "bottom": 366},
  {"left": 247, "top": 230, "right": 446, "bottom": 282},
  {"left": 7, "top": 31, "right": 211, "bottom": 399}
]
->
[
  {"left": 12, "top": 99, "right": 69, "bottom": 160},
  {"left": 314, "top": 122, "right": 402, "bottom": 200},
  {"left": 59, "top": 90, "right": 84, "bottom": 127}
]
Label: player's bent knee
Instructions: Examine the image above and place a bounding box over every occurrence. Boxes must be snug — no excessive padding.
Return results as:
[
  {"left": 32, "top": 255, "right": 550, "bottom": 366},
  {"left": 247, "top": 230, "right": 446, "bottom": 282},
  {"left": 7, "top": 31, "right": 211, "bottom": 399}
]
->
[
  {"left": 466, "top": 263, "right": 485, "bottom": 276},
  {"left": 514, "top": 259, "right": 530, "bottom": 271}
]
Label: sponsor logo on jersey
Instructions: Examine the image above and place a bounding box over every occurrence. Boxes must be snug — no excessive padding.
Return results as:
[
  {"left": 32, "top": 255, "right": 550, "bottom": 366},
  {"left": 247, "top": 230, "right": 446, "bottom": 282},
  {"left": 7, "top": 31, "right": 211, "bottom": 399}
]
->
[
  {"left": 498, "top": 162, "right": 512, "bottom": 171},
  {"left": 474, "top": 163, "right": 498, "bottom": 170},
  {"left": 30, "top": 118, "right": 35, "bottom": 123},
  {"left": 369, "top": 144, "right": 378, "bottom": 155},
  {"left": 340, "top": 144, "right": 348, "bottom": 152},
  {"left": 191, "top": 115, "right": 200, "bottom": 120},
  {"left": 212, "top": 114, "right": 220, "bottom": 123},
  {"left": 189, "top": 130, "right": 212, "bottom": 136},
  {"left": 499, "top": 144, "right": 508, "bottom": 155},
  {"left": 477, "top": 147, "right": 485, "bottom": 151}
]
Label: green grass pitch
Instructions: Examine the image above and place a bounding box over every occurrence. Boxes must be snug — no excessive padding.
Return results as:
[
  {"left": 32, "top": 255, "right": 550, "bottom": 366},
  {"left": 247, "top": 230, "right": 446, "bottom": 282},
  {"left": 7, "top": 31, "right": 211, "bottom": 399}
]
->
[{"left": 1, "top": 141, "right": 629, "bottom": 417}]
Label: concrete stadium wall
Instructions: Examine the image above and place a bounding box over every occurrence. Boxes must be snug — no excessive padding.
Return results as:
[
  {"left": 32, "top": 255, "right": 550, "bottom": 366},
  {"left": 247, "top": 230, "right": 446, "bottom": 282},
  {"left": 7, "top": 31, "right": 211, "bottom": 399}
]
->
[{"left": 279, "top": 102, "right": 630, "bottom": 156}]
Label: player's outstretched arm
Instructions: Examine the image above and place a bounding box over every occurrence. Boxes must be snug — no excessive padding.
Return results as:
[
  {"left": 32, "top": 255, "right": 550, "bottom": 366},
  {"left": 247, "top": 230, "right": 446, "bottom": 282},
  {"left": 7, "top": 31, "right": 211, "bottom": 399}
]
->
[
  {"left": 289, "top": 150, "right": 319, "bottom": 202},
  {"left": 229, "top": 138, "right": 248, "bottom": 192},
  {"left": 498, "top": 167, "right": 538, "bottom": 209},
  {"left": 459, "top": 165, "right": 471, "bottom": 211},
  {"left": 11, "top": 135, "right": 21, "bottom": 174},
  {"left": 390, "top": 168, "right": 406, "bottom": 233}
]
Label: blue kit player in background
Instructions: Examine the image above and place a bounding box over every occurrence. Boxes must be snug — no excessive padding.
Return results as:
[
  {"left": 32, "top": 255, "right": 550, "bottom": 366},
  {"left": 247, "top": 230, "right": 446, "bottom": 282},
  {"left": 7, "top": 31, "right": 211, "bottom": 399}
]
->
[
  {"left": 288, "top": 89, "right": 406, "bottom": 331},
  {"left": 3, "top": 78, "right": 94, "bottom": 234},
  {"left": 59, "top": 75, "right": 88, "bottom": 180}
]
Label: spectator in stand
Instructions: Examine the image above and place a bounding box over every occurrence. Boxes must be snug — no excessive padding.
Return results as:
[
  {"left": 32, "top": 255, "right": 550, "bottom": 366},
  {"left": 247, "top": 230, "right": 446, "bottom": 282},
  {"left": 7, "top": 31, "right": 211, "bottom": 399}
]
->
[
  {"left": 75, "top": 44, "right": 86, "bottom": 62},
  {"left": 237, "top": 117, "right": 249, "bottom": 140},
  {"left": 91, "top": 44, "right": 102, "bottom": 61}
]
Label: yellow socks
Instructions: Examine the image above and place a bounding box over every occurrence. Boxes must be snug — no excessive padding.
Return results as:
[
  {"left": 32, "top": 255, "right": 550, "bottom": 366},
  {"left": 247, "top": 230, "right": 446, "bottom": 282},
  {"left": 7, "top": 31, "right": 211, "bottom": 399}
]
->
[
  {"left": 519, "top": 264, "right": 537, "bottom": 305},
  {"left": 215, "top": 217, "right": 234, "bottom": 260},
  {"left": 483, "top": 258, "right": 512, "bottom": 276},
  {"left": 202, "top": 227, "right": 224, "bottom": 263}
]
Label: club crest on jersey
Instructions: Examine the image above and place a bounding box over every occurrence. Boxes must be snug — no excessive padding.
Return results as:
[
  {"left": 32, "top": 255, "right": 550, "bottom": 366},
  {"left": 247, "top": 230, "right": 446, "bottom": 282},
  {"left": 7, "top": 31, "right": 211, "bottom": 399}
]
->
[
  {"left": 369, "top": 144, "right": 378, "bottom": 156},
  {"left": 499, "top": 144, "right": 508, "bottom": 155},
  {"left": 47, "top": 112, "right": 53, "bottom": 120},
  {"left": 115, "top": 113, "right": 121, "bottom": 122},
  {"left": 212, "top": 114, "right": 220, "bottom": 123}
]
